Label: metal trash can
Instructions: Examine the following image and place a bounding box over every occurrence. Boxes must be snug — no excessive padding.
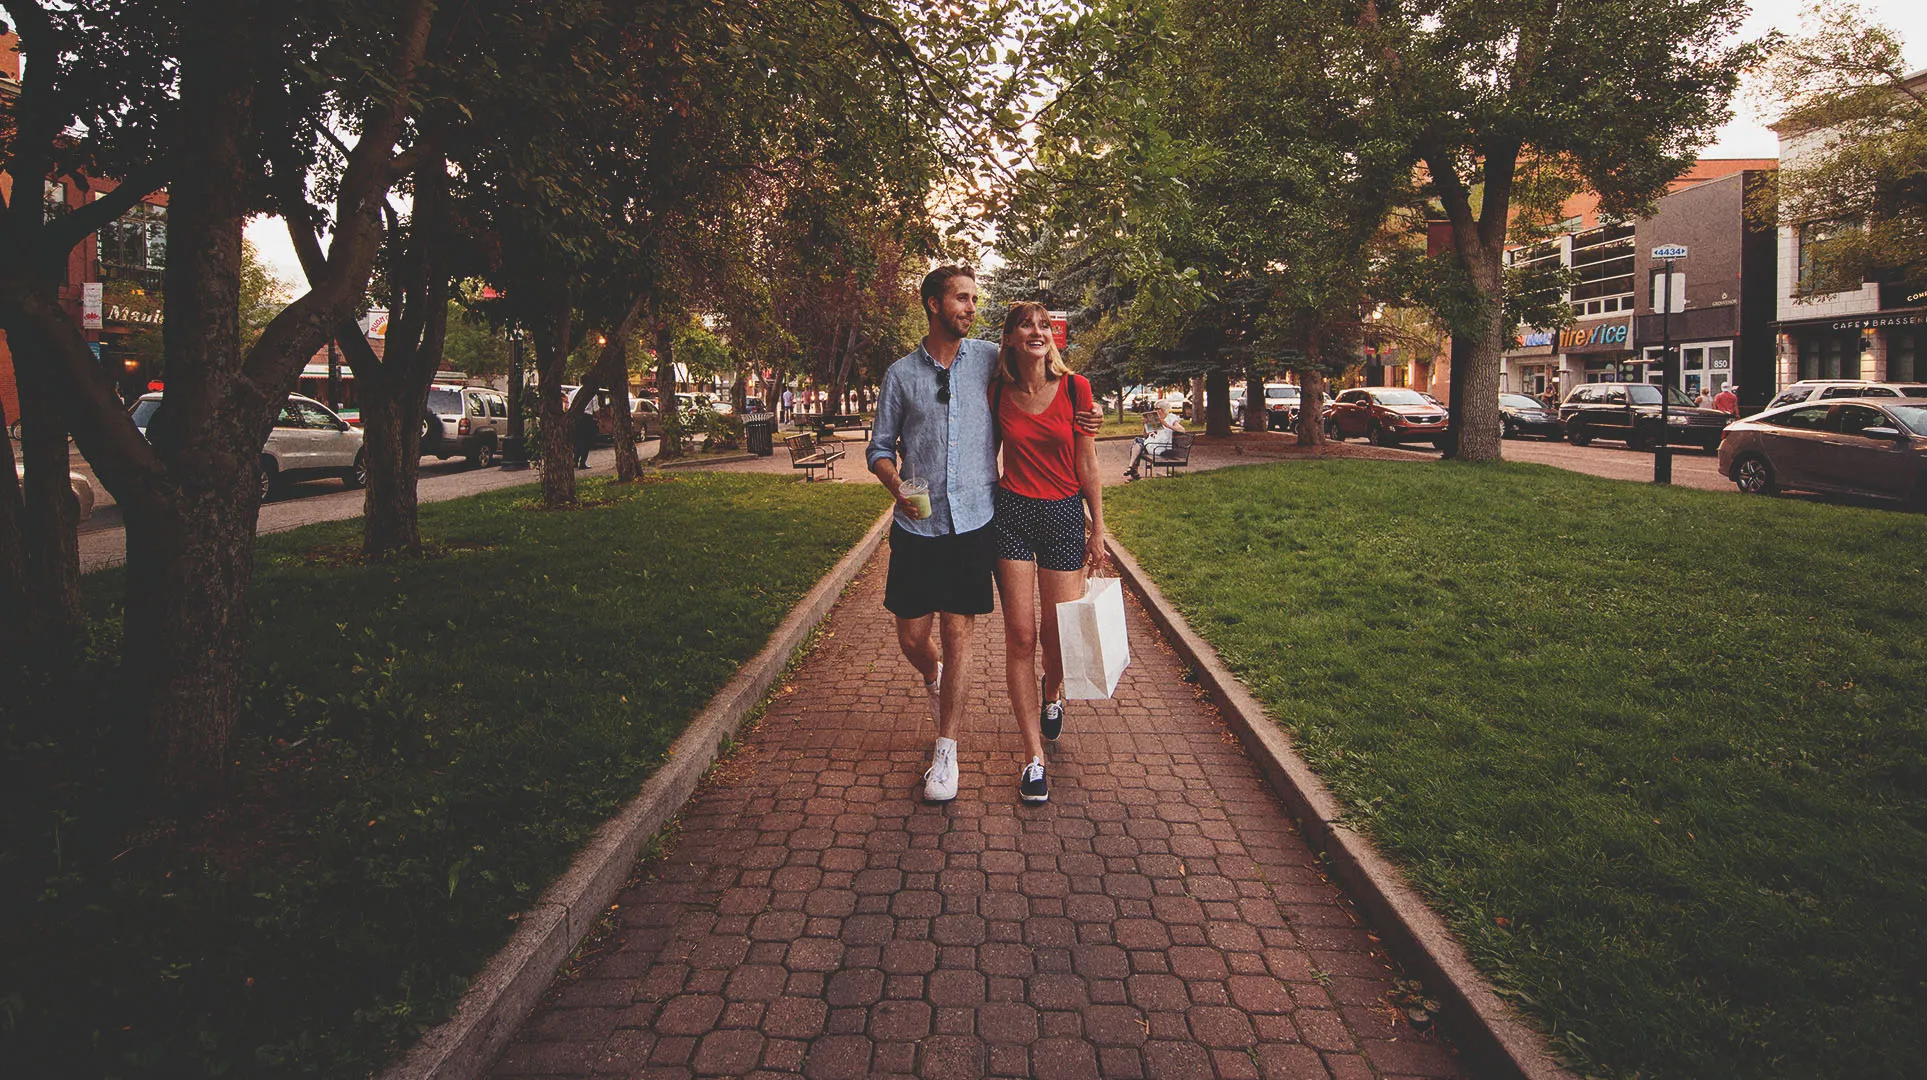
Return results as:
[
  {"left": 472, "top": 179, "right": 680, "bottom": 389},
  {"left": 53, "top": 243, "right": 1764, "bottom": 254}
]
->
[{"left": 744, "top": 412, "right": 775, "bottom": 456}]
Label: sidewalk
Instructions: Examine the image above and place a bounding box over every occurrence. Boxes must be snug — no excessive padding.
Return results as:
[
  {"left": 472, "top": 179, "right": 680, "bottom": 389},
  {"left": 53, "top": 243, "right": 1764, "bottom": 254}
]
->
[{"left": 489, "top": 539, "right": 1467, "bottom": 1079}]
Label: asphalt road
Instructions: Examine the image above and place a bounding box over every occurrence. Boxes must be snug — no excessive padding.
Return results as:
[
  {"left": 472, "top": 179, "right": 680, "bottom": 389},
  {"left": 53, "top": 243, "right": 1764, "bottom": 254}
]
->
[{"left": 1477, "top": 433, "right": 1729, "bottom": 491}]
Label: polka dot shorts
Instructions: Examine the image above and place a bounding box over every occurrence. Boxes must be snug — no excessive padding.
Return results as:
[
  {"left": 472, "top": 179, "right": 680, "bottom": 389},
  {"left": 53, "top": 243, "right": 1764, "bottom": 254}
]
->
[{"left": 992, "top": 486, "right": 1088, "bottom": 571}]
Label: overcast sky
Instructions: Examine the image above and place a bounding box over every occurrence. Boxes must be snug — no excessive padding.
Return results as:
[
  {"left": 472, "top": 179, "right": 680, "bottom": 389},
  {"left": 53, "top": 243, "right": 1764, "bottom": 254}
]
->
[{"left": 247, "top": 0, "right": 1927, "bottom": 293}]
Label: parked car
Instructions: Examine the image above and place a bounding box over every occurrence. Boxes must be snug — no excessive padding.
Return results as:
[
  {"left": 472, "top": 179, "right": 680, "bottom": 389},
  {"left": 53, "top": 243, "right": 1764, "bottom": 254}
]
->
[
  {"left": 12, "top": 463, "right": 94, "bottom": 522},
  {"left": 1498, "top": 393, "right": 1564, "bottom": 439},
  {"left": 1233, "top": 383, "right": 1328, "bottom": 430},
  {"left": 1326, "top": 387, "right": 1450, "bottom": 447},
  {"left": 1718, "top": 397, "right": 1927, "bottom": 505},
  {"left": 1763, "top": 380, "right": 1927, "bottom": 411},
  {"left": 565, "top": 386, "right": 664, "bottom": 441},
  {"left": 422, "top": 384, "right": 507, "bottom": 466},
  {"left": 677, "top": 392, "right": 730, "bottom": 416},
  {"left": 1559, "top": 382, "right": 1729, "bottom": 450},
  {"left": 131, "top": 391, "right": 366, "bottom": 502}
]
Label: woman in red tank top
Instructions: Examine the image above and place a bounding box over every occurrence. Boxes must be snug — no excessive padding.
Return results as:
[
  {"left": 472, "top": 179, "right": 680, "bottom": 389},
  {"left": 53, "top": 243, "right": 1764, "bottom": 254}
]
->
[{"left": 988, "top": 302, "right": 1106, "bottom": 805}]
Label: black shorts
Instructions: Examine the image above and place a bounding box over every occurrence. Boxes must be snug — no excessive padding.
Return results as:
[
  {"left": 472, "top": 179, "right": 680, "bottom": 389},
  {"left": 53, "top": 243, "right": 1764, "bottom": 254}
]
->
[
  {"left": 992, "top": 487, "right": 1088, "bottom": 572},
  {"left": 884, "top": 523, "right": 996, "bottom": 619}
]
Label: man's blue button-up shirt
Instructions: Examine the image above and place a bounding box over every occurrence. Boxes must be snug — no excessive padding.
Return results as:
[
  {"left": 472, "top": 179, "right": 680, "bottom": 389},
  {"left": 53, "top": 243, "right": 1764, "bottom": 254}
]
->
[{"left": 867, "top": 338, "right": 1000, "bottom": 537}]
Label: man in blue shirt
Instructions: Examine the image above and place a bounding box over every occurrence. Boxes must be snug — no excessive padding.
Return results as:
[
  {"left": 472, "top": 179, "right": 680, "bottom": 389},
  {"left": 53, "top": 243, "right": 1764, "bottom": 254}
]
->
[{"left": 868, "top": 266, "right": 1099, "bottom": 802}]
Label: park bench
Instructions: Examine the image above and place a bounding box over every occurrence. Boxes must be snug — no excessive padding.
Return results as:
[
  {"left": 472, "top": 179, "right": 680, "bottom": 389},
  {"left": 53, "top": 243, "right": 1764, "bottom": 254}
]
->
[
  {"left": 812, "top": 413, "right": 872, "bottom": 439},
  {"left": 1146, "top": 431, "right": 1194, "bottom": 477},
  {"left": 786, "top": 432, "right": 846, "bottom": 481}
]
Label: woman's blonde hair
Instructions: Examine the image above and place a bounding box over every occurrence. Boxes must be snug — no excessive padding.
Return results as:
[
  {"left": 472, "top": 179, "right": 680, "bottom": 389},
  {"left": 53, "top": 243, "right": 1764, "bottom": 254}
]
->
[{"left": 995, "top": 301, "right": 1071, "bottom": 384}]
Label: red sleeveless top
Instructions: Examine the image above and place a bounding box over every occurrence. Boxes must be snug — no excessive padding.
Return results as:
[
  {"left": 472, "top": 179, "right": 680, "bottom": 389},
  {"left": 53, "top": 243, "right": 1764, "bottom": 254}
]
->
[{"left": 996, "top": 374, "right": 1092, "bottom": 500}]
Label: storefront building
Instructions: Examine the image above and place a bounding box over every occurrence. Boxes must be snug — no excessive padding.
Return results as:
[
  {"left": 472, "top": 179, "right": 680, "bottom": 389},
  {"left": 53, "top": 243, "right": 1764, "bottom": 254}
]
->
[
  {"left": 1773, "top": 74, "right": 1927, "bottom": 394},
  {"left": 1631, "top": 169, "right": 1778, "bottom": 406}
]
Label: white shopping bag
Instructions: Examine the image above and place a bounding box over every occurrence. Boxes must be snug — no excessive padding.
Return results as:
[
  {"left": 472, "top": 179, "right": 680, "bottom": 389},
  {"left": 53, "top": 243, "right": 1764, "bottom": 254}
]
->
[{"left": 1055, "top": 576, "right": 1131, "bottom": 699}]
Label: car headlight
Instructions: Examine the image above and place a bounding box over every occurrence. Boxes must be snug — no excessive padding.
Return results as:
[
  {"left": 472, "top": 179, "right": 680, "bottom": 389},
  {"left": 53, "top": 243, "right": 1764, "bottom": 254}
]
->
[{"left": 1668, "top": 415, "right": 1689, "bottom": 425}]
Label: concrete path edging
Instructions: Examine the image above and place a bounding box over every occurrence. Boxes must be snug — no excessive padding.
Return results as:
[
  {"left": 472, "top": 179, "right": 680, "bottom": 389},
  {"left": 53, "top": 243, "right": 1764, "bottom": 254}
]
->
[
  {"left": 379, "top": 506, "right": 895, "bottom": 1080},
  {"left": 1106, "top": 537, "right": 1579, "bottom": 1080}
]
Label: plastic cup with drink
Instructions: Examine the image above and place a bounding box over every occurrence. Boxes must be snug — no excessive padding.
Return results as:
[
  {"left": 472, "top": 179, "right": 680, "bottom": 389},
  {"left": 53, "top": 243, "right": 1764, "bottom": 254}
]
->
[{"left": 900, "top": 477, "right": 932, "bottom": 520}]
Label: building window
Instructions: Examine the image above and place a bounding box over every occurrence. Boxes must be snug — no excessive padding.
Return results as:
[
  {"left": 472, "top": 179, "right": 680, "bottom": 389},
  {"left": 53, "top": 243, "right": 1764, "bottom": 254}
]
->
[
  {"left": 1796, "top": 223, "right": 1856, "bottom": 297},
  {"left": 1890, "top": 329, "right": 1918, "bottom": 382},
  {"left": 1570, "top": 222, "right": 1634, "bottom": 318},
  {"left": 1797, "top": 331, "right": 1862, "bottom": 380},
  {"left": 99, "top": 202, "right": 167, "bottom": 292}
]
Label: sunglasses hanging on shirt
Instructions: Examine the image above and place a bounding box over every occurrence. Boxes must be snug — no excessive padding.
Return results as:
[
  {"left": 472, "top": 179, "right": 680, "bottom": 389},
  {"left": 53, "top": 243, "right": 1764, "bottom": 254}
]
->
[{"left": 935, "top": 365, "right": 951, "bottom": 405}]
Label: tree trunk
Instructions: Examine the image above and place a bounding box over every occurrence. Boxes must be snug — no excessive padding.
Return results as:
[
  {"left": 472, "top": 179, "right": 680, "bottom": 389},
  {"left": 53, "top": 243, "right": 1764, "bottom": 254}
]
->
[
  {"left": 0, "top": 398, "right": 28, "bottom": 656},
  {"left": 1453, "top": 253, "right": 1505, "bottom": 463},
  {"left": 357, "top": 371, "right": 428, "bottom": 556},
  {"left": 1243, "top": 372, "right": 1266, "bottom": 432},
  {"left": 123, "top": 471, "right": 259, "bottom": 803},
  {"left": 654, "top": 319, "right": 682, "bottom": 461},
  {"left": 730, "top": 373, "right": 748, "bottom": 417},
  {"left": 533, "top": 295, "right": 577, "bottom": 505},
  {"left": 1204, "top": 367, "right": 1233, "bottom": 437},
  {"left": 1296, "top": 368, "right": 1329, "bottom": 447},
  {"left": 15, "top": 344, "right": 83, "bottom": 654},
  {"left": 351, "top": 142, "right": 449, "bottom": 557},
  {"left": 608, "top": 369, "right": 642, "bottom": 482}
]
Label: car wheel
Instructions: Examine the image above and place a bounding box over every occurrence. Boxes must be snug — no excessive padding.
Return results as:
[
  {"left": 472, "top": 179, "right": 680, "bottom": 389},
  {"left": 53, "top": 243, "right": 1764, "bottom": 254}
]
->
[
  {"left": 1734, "top": 454, "right": 1777, "bottom": 495},
  {"left": 474, "top": 439, "right": 497, "bottom": 468},
  {"left": 344, "top": 450, "right": 367, "bottom": 489},
  {"left": 1500, "top": 417, "right": 1513, "bottom": 439},
  {"left": 259, "top": 456, "right": 279, "bottom": 502},
  {"left": 1625, "top": 425, "right": 1652, "bottom": 451},
  {"left": 1369, "top": 423, "right": 1397, "bottom": 447},
  {"left": 1566, "top": 423, "right": 1591, "bottom": 447},
  {"left": 1324, "top": 419, "right": 1340, "bottom": 441}
]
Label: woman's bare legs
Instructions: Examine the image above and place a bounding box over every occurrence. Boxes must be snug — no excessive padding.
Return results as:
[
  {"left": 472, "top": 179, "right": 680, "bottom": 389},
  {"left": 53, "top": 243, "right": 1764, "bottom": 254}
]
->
[
  {"left": 1036, "top": 566, "right": 1087, "bottom": 704},
  {"left": 995, "top": 558, "right": 1048, "bottom": 763}
]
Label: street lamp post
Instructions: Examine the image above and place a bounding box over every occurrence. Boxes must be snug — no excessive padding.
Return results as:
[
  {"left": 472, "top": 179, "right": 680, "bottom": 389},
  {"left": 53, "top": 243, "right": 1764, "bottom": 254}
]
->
[{"left": 1650, "top": 245, "right": 1688, "bottom": 485}]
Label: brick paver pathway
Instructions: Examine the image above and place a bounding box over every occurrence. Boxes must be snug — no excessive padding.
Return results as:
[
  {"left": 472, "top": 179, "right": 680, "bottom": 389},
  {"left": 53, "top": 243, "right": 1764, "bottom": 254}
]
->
[{"left": 491, "top": 541, "right": 1468, "bottom": 1079}]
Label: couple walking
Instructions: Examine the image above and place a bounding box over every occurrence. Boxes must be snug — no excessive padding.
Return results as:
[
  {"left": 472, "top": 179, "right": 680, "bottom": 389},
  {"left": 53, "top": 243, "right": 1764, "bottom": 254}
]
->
[{"left": 867, "top": 266, "right": 1105, "bottom": 806}]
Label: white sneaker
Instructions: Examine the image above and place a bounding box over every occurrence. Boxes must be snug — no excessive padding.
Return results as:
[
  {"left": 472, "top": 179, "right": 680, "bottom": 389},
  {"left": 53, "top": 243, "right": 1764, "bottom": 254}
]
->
[
  {"left": 923, "top": 737, "right": 958, "bottom": 802},
  {"left": 925, "top": 662, "right": 943, "bottom": 732}
]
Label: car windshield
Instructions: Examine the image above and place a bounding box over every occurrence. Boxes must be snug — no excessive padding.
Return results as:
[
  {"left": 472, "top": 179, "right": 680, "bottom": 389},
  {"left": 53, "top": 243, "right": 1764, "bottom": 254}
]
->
[
  {"left": 1886, "top": 404, "right": 1927, "bottom": 435},
  {"left": 1499, "top": 394, "right": 1541, "bottom": 409},
  {"left": 1904, "top": 387, "right": 1927, "bottom": 398},
  {"left": 1371, "top": 390, "right": 1430, "bottom": 406},
  {"left": 427, "top": 388, "right": 463, "bottom": 415},
  {"left": 130, "top": 399, "right": 162, "bottom": 429},
  {"left": 1265, "top": 386, "right": 1300, "bottom": 400},
  {"left": 1625, "top": 385, "right": 1696, "bottom": 407}
]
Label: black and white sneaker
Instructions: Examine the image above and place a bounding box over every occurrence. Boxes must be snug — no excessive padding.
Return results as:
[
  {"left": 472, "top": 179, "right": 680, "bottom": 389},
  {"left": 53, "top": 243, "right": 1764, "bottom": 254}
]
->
[
  {"left": 1041, "top": 679, "right": 1064, "bottom": 742},
  {"left": 1019, "top": 757, "right": 1049, "bottom": 803}
]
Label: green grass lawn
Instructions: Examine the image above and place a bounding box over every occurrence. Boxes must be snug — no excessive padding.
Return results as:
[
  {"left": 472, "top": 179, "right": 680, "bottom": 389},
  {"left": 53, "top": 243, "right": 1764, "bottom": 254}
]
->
[
  {"left": 0, "top": 473, "right": 887, "bottom": 1076},
  {"left": 1105, "top": 460, "right": 1927, "bottom": 1080}
]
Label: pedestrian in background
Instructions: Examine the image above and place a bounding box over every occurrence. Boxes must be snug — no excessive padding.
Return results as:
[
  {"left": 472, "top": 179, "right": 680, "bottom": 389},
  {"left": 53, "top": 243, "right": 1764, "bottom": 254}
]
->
[
  {"left": 572, "top": 407, "right": 597, "bottom": 469},
  {"left": 780, "top": 387, "right": 794, "bottom": 424},
  {"left": 1713, "top": 384, "right": 1739, "bottom": 417}
]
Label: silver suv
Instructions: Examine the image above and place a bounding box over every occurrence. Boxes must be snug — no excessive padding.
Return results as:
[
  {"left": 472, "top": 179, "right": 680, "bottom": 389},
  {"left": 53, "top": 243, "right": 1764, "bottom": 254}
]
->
[
  {"left": 1765, "top": 380, "right": 1927, "bottom": 411},
  {"left": 131, "top": 392, "right": 366, "bottom": 502},
  {"left": 422, "top": 384, "right": 508, "bottom": 466}
]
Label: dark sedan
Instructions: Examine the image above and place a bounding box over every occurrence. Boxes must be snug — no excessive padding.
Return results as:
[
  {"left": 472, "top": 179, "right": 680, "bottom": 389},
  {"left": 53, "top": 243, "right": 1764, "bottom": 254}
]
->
[
  {"left": 1717, "top": 397, "right": 1927, "bottom": 506},
  {"left": 1498, "top": 393, "right": 1563, "bottom": 439},
  {"left": 1560, "top": 382, "right": 1729, "bottom": 450}
]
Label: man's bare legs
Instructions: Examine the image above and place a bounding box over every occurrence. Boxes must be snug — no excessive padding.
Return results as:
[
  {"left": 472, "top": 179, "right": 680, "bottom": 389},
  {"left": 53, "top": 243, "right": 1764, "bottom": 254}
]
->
[{"left": 897, "top": 612, "right": 975, "bottom": 741}]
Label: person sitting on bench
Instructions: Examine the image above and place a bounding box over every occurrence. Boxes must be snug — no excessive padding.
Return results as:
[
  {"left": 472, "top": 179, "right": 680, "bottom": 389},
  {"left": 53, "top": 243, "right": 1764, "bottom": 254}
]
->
[{"left": 1125, "top": 404, "right": 1184, "bottom": 480}]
